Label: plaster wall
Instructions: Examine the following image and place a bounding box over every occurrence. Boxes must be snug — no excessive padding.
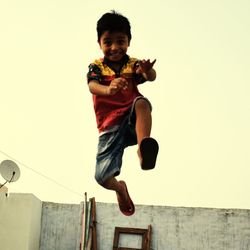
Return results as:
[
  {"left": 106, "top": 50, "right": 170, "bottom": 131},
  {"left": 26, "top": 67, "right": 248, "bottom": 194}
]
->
[
  {"left": 39, "top": 201, "right": 250, "bottom": 250},
  {"left": 39, "top": 202, "right": 82, "bottom": 250},
  {"left": 1, "top": 194, "right": 250, "bottom": 250},
  {"left": 95, "top": 203, "right": 250, "bottom": 249},
  {"left": 0, "top": 193, "right": 42, "bottom": 250}
]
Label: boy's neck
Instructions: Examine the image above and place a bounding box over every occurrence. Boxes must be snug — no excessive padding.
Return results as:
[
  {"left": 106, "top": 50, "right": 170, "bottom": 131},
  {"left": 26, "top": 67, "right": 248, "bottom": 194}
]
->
[{"left": 104, "top": 54, "right": 129, "bottom": 75}]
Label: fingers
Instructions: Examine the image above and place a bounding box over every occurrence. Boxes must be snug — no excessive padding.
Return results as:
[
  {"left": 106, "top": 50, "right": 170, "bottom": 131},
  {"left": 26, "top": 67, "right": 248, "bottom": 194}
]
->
[
  {"left": 120, "top": 77, "right": 129, "bottom": 90},
  {"left": 108, "top": 77, "right": 128, "bottom": 95},
  {"left": 139, "top": 59, "right": 156, "bottom": 66},
  {"left": 138, "top": 59, "right": 156, "bottom": 73},
  {"left": 112, "top": 77, "right": 128, "bottom": 90},
  {"left": 151, "top": 59, "right": 156, "bottom": 67}
]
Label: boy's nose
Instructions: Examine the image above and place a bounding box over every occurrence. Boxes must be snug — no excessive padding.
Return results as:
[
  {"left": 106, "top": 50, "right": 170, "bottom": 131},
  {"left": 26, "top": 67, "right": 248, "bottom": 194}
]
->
[{"left": 111, "top": 43, "right": 118, "bottom": 51}]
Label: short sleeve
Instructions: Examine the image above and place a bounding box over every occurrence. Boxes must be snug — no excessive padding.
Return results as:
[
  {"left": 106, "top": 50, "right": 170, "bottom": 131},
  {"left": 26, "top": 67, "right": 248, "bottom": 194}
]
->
[{"left": 87, "top": 63, "right": 102, "bottom": 83}]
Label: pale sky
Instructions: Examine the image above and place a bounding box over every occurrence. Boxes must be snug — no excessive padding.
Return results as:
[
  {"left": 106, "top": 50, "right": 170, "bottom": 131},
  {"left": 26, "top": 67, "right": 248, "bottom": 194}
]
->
[{"left": 0, "top": 0, "right": 249, "bottom": 209}]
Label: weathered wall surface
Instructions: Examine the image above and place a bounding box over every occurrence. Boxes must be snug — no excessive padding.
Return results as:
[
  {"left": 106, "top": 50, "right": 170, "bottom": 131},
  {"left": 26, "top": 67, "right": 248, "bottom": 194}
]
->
[
  {"left": 39, "top": 202, "right": 82, "bottom": 250},
  {"left": 39, "top": 201, "right": 250, "bottom": 250},
  {"left": 0, "top": 193, "right": 42, "bottom": 250},
  {"left": 1, "top": 193, "right": 250, "bottom": 250},
  {"left": 96, "top": 203, "right": 250, "bottom": 250}
]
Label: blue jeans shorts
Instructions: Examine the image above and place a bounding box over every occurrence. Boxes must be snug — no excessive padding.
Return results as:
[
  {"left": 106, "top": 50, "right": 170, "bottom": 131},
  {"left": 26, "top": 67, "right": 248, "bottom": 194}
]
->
[{"left": 95, "top": 96, "right": 152, "bottom": 185}]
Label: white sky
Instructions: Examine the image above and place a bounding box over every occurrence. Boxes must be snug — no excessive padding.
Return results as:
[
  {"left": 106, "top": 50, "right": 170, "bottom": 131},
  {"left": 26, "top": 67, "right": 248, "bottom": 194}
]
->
[{"left": 0, "top": 0, "right": 249, "bottom": 209}]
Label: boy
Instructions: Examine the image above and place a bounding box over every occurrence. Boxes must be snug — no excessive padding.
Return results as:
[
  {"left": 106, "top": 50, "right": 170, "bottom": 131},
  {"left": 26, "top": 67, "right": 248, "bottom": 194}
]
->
[{"left": 87, "top": 11, "right": 159, "bottom": 216}]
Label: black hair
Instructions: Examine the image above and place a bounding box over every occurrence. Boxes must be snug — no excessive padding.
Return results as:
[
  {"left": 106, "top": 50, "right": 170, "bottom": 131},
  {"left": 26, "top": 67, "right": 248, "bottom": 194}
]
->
[{"left": 97, "top": 10, "right": 131, "bottom": 42}]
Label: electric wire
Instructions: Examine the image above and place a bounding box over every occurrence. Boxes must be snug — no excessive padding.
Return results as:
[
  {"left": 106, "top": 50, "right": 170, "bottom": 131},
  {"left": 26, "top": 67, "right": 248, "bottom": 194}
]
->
[{"left": 0, "top": 149, "right": 84, "bottom": 199}]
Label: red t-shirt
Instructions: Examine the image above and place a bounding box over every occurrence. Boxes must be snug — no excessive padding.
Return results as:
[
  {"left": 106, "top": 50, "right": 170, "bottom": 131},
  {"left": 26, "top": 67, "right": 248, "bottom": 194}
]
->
[{"left": 87, "top": 55, "right": 146, "bottom": 132}]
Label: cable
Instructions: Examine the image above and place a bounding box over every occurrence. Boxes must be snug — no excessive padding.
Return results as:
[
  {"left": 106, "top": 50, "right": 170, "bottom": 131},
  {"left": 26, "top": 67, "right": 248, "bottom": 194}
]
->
[
  {"left": 0, "top": 172, "right": 15, "bottom": 189},
  {"left": 0, "top": 149, "right": 84, "bottom": 199},
  {"left": 0, "top": 180, "right": 8, "bottom": 189}
]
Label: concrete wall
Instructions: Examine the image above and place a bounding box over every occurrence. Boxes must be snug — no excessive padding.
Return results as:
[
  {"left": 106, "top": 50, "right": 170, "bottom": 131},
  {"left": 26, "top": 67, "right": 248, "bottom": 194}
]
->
[
  {"left": 96, "top": 203, "right": 250, "bottom": 250},
  {"left": 39, "top": 202, "right": 82, "bottom": 250},
  {"left": 39, "top": 201, "right": 250, "bottom": 250},
  {"left": 1, "top": 193, "right": 250, "bottom": 250},
  {"left": 93, "top": 203, "right": 250, "bottom": 249},
  {"left": 0, "top": 193, "right": 42, "bottom": 250}
]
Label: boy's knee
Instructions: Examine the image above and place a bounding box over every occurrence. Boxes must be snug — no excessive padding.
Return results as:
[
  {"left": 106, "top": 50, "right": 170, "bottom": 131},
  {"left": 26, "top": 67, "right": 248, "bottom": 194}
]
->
[
  {"left": 135, "top": 98, "right": 151, "bottom": 112},
  {"left": 95, "top": 173, "right": 104, "bottom": 186}
]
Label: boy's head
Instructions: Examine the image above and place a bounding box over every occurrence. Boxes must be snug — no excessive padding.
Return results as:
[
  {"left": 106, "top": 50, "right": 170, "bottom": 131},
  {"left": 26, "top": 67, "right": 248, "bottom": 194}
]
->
[
  {"left": 97, "top": 10, "right": 132, "bottom": 43},
  {"left": 97, "top": 11, "right": 131, "bottom": 62}
]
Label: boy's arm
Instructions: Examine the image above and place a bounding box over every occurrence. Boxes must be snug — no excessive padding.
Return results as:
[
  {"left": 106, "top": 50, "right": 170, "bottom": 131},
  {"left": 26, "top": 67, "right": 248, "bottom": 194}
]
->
[
  {"left": 142, "top": 68, "right": 156, "bottom": 81},
  {"left": 88, "top": 78, "right": 128, "bottom": 96},
  {"left": 88, "top": 80, "right": 108, "bottom": 95}
]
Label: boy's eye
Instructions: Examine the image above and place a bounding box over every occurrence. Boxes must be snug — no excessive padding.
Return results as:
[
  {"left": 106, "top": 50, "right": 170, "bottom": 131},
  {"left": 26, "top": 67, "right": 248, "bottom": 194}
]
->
[
  {"left": 117, "top": 39, "right": 125, "bottom": 45},
  {"left": 104, "top": 40, "right": 111, "bottom": 46}
]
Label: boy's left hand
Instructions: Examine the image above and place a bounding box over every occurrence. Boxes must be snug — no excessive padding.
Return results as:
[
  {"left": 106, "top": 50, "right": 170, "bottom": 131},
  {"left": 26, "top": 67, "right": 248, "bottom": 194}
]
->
[{"left": 136, "top": 59, "right": 156, "bottom": 74}]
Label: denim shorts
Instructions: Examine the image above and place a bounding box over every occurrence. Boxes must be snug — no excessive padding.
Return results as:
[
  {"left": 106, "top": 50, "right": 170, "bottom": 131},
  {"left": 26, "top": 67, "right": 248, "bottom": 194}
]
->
[{"left": 95, "top": 96, "right": 152, "bottom": 185}]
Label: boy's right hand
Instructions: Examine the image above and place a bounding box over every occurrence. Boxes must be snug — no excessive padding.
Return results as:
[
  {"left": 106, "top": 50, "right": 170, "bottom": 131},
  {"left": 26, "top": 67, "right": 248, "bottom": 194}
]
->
[{"left": 107, "top": 77, "right": 128, "bottom": 95}]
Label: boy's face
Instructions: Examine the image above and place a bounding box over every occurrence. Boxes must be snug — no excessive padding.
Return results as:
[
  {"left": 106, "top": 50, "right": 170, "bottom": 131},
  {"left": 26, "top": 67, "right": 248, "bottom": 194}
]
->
[{"left": 99, "top": 31, "right": 130, "bottom": 62}]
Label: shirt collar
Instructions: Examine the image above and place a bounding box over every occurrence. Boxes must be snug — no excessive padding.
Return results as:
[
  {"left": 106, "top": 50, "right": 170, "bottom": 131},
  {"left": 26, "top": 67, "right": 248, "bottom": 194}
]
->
[{"left": 103, "top": 54, "right": 129, "bottom": 68}]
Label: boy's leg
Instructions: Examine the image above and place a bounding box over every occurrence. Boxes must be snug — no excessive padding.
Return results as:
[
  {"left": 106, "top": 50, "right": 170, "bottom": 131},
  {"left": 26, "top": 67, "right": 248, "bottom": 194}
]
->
[
  {"left": 134, "top": 98, "right": 159, "bottom": 169},
  {"left": 102, "top": 176, "right": 125, "bottom": 194},
  {"left": 103, "top": 177, "right": 134, "bottom": 216},
  {"left": 134, "top": 98, "right": 152, "bottom": 145}
]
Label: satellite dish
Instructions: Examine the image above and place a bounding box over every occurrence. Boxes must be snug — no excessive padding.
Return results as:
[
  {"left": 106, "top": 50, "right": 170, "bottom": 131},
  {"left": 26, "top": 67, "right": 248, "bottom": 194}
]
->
[{"left": 0, "top": 160, "right": 20, "bottom": 183}]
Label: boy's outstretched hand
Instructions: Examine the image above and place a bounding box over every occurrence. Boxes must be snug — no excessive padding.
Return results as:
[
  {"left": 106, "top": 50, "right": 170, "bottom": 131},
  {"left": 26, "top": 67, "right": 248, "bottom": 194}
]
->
[
  {"left": 136, "top": 59, "right": 157, "bottom": 81},
  {"left": 136, "top": 59, "right": 156, "bottom": 74}
]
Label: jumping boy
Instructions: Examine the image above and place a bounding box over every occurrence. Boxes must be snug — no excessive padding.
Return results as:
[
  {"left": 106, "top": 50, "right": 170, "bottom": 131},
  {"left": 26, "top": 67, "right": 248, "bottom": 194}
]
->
[{"left": 87, "top": 11, "right": 159, "bottom": 216}]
